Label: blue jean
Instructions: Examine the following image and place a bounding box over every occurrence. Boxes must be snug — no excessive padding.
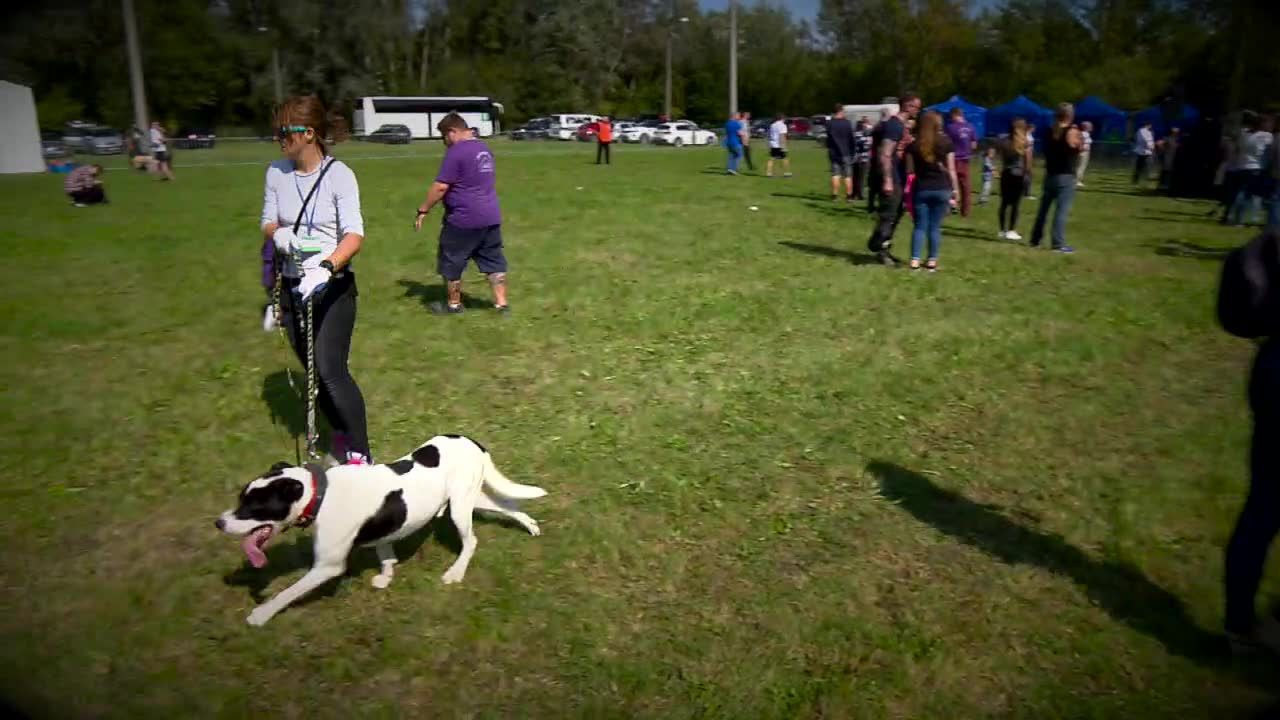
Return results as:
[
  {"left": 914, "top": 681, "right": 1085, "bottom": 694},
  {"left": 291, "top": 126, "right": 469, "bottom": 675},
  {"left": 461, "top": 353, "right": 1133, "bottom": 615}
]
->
[
  {"left": 1230, "top": 170, "right": 1263, "bottom": 225},
  {"left": 1030, "top": 174, "right": 1077, "bottom": 249},
  {"left": 726, "top": 144, "right": 742, "bottom": 172},
  {"left": 910, "top": 188, "right": 950, "bottom": 260}
]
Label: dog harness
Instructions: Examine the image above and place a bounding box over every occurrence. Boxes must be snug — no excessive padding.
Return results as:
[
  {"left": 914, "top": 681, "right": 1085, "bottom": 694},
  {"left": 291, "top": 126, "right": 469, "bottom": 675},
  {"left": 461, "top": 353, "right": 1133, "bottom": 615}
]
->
[{"left": 295, "top": 463, "right": 329, "bottom": 529}]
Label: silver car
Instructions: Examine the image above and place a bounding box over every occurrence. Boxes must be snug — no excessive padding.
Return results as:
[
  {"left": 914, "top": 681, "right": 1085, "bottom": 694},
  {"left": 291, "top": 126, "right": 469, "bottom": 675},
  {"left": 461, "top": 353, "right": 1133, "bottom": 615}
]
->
[
  {"left": 85, "top": 127, "right": 124, "bottom": 155},
  {"left": 41, "top": 132, "right": 69, "bottom": 159}
]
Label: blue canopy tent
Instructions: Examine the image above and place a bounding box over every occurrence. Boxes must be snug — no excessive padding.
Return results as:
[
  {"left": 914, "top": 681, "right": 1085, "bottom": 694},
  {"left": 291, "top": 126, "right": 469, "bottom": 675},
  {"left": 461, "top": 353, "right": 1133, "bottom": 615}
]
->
[
  {"left": 924, "top": 95, "right": 987, "bottom": 140},
  {"left": 985, "top": 95, "right": 1052, "bottom": 138},
  {"left": 1073, "top": 95, "right": 1128, "bottom": 142},
  {"left": 1132, "top": 102, "right": 1201, "bottom": 139}
]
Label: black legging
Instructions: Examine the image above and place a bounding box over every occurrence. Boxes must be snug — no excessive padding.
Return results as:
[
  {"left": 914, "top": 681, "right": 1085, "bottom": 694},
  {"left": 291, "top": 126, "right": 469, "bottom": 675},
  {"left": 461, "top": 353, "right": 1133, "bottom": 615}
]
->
[
  {"left": 596, "top": 141, "right": 611, "bottom": 165},
  {"left": 1225, "top": 339, "right": 1280, "bottom": 635},
  {"left": 1133, "top": 155, "right": 1150, "bottom": 184},
  {"left": 999, "top": 171, "right": 1024, "bottom": 232},
  {"left": 283, "top": 272, "right": 369, "bottom": 457},
  {"left": 742, "top": 144, "right": 755, "bottom": 171}
]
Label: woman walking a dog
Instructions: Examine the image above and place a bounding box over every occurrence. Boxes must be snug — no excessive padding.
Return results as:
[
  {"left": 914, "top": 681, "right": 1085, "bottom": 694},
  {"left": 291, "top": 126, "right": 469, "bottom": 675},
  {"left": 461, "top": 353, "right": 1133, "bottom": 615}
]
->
[{"left": 260, "top": 95, "right": 372, "bottom": 465}]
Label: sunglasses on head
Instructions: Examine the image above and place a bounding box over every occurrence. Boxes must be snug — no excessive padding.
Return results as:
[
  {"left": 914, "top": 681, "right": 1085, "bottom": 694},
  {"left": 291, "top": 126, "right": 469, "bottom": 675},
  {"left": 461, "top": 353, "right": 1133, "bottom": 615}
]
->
[{"left": 276, "top": 125, "right": 308, "bottom": 140}]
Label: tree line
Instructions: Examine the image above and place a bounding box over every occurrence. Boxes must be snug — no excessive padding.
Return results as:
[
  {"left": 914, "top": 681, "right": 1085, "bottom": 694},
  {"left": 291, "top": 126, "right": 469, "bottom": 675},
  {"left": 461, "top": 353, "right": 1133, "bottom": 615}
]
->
[{"left": 1, "top": 0, "right": 1276, "bottom": 133}]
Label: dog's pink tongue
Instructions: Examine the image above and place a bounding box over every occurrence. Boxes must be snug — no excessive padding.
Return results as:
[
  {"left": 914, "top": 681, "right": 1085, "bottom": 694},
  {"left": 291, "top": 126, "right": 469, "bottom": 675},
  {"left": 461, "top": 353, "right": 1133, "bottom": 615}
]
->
[{"left": 241, "top": 527, "right": 271, "bottom": 568}]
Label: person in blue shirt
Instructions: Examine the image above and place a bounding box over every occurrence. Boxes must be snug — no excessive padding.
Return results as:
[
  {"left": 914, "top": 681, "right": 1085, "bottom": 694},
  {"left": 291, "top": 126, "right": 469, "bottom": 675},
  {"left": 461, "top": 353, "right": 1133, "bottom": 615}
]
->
[{"left": 724, "top": 112, "right": 744, "bottom": 175}]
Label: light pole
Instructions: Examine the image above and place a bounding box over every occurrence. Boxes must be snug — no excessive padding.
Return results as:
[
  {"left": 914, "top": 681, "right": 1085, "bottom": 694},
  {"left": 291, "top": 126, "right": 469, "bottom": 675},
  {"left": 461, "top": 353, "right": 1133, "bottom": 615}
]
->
[
  {"left": 728, "top": 0, "right": 738, "bottom": 116},
  {"left": 121, "top": 0, "right": 151, "bottom": 153},
  {"left": 258, "top": 26, "right": 284, "bottom": 105},
  {"left": 664, "top": 10, "right": 689, "bottom": 121}
]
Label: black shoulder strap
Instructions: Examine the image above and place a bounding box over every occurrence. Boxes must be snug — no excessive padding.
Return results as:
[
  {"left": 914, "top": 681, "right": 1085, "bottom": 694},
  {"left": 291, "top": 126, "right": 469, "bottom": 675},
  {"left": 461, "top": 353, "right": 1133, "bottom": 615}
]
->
[{"left": 292, "top": 158, "right": 337, "bottom": 234}]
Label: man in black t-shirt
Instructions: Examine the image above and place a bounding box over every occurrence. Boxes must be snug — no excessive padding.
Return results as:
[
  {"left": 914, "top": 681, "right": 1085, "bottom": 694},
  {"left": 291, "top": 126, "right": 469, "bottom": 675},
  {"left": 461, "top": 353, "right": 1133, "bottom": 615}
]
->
[
  {"left": 867, "top": 94, "right": 921, "bottom": 266},
  {"left": 826, "top": 104, "right": 856, "bottom": 202}
]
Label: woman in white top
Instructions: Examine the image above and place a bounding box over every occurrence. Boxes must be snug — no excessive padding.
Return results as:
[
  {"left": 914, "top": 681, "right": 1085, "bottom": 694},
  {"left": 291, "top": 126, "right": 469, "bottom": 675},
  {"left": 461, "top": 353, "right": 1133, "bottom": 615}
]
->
[
  {"left": 149, "top": 121, "right": 175, "bottom": 181},
  {"left": 260, "top": 95, "right": 371, "bottom": 464},
  {"left": 1229, "top": 112, "right": 1275, "bottom": 226}
]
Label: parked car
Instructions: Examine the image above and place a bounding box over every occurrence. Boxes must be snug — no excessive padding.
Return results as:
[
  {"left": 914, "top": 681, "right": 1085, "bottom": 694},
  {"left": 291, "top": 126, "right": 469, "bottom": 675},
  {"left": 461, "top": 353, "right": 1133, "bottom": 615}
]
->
[
  {"left": 365, "top": 124, "right": 412, "bottom": 144},
  {"left": 620, "top": 120, "right": 662, "bottom": 144},
  {"left": 174, "top": 128, "right": 217, "bottom": 149},
  {"left": 786, "top": 117, "right": 814, "bottom": 138},
  {"left": 575, "top": 122, "right": 600, "bottom": 142},
  {"left": 41, "top": 132, "right": 69, "bottom": 159},
  {"left": 546, "top": 114, "right": 600, "bottom": 141},
  {"left": 85, "top": 126, "right": 124, "bottom": 155},
  {"left": 511, "top": 118, "right": 550, "bottom": 140},
  {"left": 62, "top": 121, "right": 95, "bottom": 151},
  {"left": 750, "top": 119, "right": 771, "bottom": 139},
  {"left": 652, "top": 121, "right": 718, "bottom": 147}
]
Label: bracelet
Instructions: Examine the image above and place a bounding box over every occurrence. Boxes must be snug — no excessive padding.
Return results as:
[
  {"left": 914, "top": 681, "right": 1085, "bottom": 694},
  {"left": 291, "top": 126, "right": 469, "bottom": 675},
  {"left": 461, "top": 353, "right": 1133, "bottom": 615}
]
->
[{"left": 416, "top": 209, "right": 428, "bottom": 216}]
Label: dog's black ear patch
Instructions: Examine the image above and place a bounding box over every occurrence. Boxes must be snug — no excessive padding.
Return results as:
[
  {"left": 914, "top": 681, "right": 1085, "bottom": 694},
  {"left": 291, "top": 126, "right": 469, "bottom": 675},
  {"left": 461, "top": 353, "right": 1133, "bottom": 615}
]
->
[
  {"left": 387, "top": 459, "right": 414, "bottom": 475},
  {"left": 412, "top": 444, "right": 441, "bottom": 468},
  {"left": 444, "top": 434, "right": 488, "bottom": 454},
  {"left": 263, "top": 461, "right": 292, "bottom": 477},
  {"left": 354, "top": 490, "right": 408, "bottom": 544},
  {"left": 236, "top": 477, "right": 305, "bottom": 521}
]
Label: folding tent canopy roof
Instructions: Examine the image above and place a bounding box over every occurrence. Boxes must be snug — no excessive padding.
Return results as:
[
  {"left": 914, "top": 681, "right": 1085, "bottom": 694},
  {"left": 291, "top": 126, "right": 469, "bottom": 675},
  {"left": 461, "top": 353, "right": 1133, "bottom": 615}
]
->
[
  {"left": 986, "top": 95, "right": 1053, "bottom": 138},
  {"left": 1073, "top": 95, "right": 1128, "bottom": 141},
  {"left": 924, "top": 95, "right": 986, "bottom": 139}
]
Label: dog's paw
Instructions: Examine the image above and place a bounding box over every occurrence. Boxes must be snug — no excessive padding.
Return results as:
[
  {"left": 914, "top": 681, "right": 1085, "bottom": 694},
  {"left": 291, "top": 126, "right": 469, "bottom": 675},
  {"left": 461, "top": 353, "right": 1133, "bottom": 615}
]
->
[
  {"left": 246, "top": 607, "right": 273, "bottom": 626},
  {"left": 441, "top": 567, "right": 466, "bottom": 585},
  {"left": 526, "top": 520, "right": 541, "bottom": 536},
  {"left": 371, "top": 574, "right": 392, "bottom": 589}
]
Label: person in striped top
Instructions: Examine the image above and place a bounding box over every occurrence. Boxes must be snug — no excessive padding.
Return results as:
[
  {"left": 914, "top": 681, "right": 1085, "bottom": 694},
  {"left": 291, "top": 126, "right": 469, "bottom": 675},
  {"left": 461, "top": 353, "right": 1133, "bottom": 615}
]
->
[{"left": 64, "top": 164, "right": 106, "bottom": 207}]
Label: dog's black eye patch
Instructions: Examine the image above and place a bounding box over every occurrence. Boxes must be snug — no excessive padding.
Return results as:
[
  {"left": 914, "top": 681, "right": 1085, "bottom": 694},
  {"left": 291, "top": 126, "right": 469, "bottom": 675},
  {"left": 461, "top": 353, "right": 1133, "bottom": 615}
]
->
[
  {"left": 411, "top": 444, "right": 441, "bottom": 468},
  {"left": 444, "top": 434, "right": 487, "bottom": 453},
  {"left": 354, "top": 490, "right": 407, "bottom": 544},
  {"left": 387, "top": 459, "right": 414, "bottom": 475},
  {"left": 235, "top": 478, "right": 305, "bottom": 521}
]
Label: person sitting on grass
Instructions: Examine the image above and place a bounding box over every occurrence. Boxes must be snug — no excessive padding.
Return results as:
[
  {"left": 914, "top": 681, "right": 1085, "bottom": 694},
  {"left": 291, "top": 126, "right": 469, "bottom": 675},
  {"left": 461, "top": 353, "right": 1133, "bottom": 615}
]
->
[
  {"left": 64, "top": 164, "right": 106, "bottom": 207},
  {"left": 414, "top": 113, "right": 509, "bottom": 316}
]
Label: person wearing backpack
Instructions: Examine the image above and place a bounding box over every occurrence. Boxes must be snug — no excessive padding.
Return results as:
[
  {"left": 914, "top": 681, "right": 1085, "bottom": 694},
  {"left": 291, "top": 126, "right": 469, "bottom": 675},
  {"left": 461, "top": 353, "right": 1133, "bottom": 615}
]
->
[
  {"left": 1218, "top": 229, "right": 1280, "bottom": 656},
  {"left": 261, "top": 95, "right": 371, "bottom": 466}
]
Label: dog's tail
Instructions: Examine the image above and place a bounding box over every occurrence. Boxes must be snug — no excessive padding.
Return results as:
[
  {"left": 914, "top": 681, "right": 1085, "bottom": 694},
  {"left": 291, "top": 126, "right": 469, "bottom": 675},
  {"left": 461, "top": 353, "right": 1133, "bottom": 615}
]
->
[{"left": 482, "top": 452, "right": 547, "bottom": 500}]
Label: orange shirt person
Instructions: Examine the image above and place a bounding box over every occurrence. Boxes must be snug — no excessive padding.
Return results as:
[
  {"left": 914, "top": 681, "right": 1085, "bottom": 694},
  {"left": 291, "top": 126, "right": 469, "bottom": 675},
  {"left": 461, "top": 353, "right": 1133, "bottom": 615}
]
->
[{"left": 595, "top": 116, "right": 613, "bottom": 165}]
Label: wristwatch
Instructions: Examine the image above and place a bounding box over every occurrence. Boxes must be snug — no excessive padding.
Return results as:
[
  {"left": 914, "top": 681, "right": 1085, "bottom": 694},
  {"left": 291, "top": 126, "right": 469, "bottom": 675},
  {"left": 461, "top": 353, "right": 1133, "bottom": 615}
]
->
[{"left": 319, "top": 259, "right": 336, "bottom": 273}]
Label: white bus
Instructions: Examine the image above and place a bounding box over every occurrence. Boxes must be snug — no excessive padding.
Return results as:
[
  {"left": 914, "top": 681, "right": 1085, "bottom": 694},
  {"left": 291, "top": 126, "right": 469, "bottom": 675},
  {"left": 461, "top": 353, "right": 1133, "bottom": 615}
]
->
[{"left": 352, "top": 96, "right": 505, "bottom": 139}]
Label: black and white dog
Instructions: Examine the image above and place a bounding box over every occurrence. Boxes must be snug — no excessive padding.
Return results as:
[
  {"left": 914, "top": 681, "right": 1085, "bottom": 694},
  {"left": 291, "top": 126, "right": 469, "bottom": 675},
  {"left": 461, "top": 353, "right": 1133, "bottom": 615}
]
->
[{"left": 217, "top": 435, "right": 546, "bottom": 626}]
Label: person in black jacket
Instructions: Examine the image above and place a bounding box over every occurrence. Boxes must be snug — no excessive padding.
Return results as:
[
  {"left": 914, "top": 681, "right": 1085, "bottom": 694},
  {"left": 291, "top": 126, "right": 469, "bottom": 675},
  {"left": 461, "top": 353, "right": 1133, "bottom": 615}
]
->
[{"left": 1218, "top": 229, "right": 1280, "bottom": 655}]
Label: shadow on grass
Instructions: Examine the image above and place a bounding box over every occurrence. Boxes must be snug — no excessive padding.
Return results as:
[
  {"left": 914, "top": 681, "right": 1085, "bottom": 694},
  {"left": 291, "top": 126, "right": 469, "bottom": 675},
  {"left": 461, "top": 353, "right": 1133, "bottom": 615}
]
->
[
  {"left": 1153, "top": 240, "right": 1234, "bottom": 260},
  {"left": 222, "top": 521, "right": 446, "bottom": 606},
  {"left": 222, "top": 510, "right": 535, "bottom": 607},
  {"left": 866, "top": 460, "right": 1252, "bottom": 673},
  {"left": 771, "top": 190, "right": 830, "bottom": 202},
  {"left": 262, "top": 370, "right": 305, "bottom": 440},
  {"left": 778, "top": 241, "right": 883, "bottom": 266},
  {"left": 397, "top": 278, "right": 486, "bottom": 310}
]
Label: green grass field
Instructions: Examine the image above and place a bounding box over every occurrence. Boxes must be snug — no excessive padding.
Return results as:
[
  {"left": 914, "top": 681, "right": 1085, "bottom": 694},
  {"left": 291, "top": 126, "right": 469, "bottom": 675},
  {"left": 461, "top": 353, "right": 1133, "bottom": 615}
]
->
[{"left": 1, "top": 138, "right": 1276, "bottom": 718}]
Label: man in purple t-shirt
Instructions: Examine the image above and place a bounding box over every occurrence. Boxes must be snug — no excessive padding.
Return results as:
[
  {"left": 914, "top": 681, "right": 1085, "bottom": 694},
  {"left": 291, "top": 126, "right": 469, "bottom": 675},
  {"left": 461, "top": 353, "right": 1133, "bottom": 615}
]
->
[
  {"left": 945, "top": 107, "right": 978, "bottom": 217},
  {"left": 414, "top": 113, "right": 508, "bottom": 315}
]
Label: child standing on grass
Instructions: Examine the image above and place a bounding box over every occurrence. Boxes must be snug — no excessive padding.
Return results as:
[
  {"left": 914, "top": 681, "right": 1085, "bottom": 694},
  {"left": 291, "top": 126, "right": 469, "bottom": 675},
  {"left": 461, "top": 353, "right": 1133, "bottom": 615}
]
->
[{"left": 979, "top": 146, "right": 996, "bottom": 205}]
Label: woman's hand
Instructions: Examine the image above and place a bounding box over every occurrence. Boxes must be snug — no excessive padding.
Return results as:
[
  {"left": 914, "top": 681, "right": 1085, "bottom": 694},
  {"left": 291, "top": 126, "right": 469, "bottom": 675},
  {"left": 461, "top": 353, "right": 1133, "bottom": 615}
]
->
[
  {"left": 413, "top": 207, "right": 428, "bottom": 232},
  {"left": 273, "top": 227, "right": 300, "bottom": 253}
]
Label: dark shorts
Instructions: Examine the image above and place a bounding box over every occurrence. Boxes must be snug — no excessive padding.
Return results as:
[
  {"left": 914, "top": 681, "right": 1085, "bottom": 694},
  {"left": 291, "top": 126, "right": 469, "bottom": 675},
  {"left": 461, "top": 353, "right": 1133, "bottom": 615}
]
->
[
  {"left": 438, "top": 223, "right": 508, "bottom": 281},
  {"left": 830, "top": 156, "right": 853, "bottom": 177},
  {"left": 155, "top": 150, "right": 170, "bottom": 163},
  {"left": 770, "top": 147, "right": 787, "bottom": 159}
]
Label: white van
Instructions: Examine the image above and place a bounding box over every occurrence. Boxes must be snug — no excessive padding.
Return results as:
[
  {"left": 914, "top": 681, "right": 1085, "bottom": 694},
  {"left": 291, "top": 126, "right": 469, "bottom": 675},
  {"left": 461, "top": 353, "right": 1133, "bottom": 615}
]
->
[
  {"left": 842, "top": 99, "right": 900, "bottom": 125},
  {"left": 546, "top": 113, "right": 601, "bottom": 141}
]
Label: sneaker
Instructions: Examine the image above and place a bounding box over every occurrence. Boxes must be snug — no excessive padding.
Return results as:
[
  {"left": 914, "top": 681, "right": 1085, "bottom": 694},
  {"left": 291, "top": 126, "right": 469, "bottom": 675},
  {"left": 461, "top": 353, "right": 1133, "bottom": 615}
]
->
[
  {"left": 262, "top": 304, "right": 278, "bottom": 332},
  {"left": 877, "top": 251, "right": 900, "bottom": 268},
  {"left": 495, "top": 304, "right": 511, "bottom": 318},
  {"left": 344, "top": 452, "right": 371, "bottom": 466},
  {"left": 72, "top": 202, "right": 87, "bottom": 208},
  {"left": 997, "top": 230, "right": 1008, "bottom": 240},
  {"left": 727, "top": 170, "right": 738, "bottom": 176},
  {"left": 1006, "top": 230, "right": 1023, "bottom": 241},
  {"left": 429, "top": 301, "right": 464, "bottom": 315},
  {"left": 1054, "top": 245, "right": 1075, "bottom": 254}
]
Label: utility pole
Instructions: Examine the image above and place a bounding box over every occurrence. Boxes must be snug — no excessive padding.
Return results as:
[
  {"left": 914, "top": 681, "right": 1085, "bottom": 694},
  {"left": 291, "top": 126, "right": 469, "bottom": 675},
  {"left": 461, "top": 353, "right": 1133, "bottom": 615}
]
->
[
  {"left": 728, "top": 0, "right": 738, "bottom": 116},
  {"left": 121, "top": 0, "right": 151, "bottom": 152},
  {"left": 272, "top": 47, "right": 284, "bottom": 105},
  {"left": 664, "top": 2, "right": 689, "bottom": 121}
]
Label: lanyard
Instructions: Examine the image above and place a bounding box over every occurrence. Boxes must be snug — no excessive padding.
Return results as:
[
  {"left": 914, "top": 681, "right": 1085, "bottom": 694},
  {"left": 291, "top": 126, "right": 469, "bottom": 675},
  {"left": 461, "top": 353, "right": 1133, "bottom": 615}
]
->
[{"left": 292, "top": 158, "right": 329, "bottom": 234}]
